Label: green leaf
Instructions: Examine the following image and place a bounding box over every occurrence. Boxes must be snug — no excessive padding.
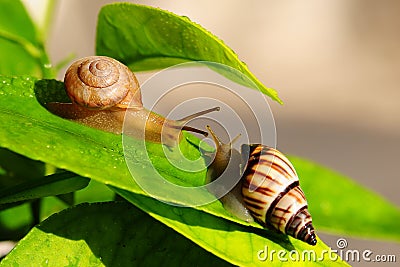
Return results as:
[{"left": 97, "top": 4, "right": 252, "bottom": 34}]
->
[
  {"left": 0, "top": 0, "right": 41, "bottom": 76},
  {"left": 38, "top": 196, "right": 69, "bottom": 222},
  {"left": 74, "top": 179, "right": 116, "bottom": 204},
  {"left": 0, "top": 196, "right": 68, "bottom": 241},
  {"left": 0, "top": 76, "right": 135, "bottom": 192},
  {"left": 0, "top": 148, "right": 45, "bottom": 188},
  {"left": 0, "top": 0, "right": 37, "bottom": 44},
  {"left": 0, "top": 202, "right": 32, "bottom": 240},
  {"left": 96, "top": 3, "right": 282, "bottom": 104},
  {"left": 1, "top": 202, "right": 231, "bottom": 266},
  {"left": 113, "top": 189, "right": 348, "bottom": 266},
  {"left": 0, "top": 172, "right": 89, "bottom": 205},
  {"left": 289, "top": 155, "right": 400, "bottom": 242},
  {"left": 0, "top": 76, "right": 398, "bottom": 265},
  {"left": 0, "top": 76, "right": 213, "bottom": 202}
]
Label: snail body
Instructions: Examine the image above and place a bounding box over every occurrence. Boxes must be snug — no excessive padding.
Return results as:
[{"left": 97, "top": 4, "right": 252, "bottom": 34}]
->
[
  {"left": 47, "top": 56, "right": 218, "bottom": 146},
  {"left": 205, "top": 127, "right": 254, "bottom": 223},
  {"left": 206, "top": 126, "right": 317, "bottom": 245}
]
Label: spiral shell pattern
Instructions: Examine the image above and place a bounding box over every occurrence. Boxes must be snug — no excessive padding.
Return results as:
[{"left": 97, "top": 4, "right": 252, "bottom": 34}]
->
[
  {"left": 241, "top": 144, "right": 317, "bottom": 245},
  {"left": 64, "top": 56, "right": 141, "bottom": 109}
]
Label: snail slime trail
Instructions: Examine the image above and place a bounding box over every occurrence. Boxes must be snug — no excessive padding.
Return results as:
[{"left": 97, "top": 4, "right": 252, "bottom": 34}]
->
[
  {"left": 206, "top": 126, "right": 317, "bottom": 246},
  {"left": 47, "top": 56, "right": 219, "bottom": 147}
]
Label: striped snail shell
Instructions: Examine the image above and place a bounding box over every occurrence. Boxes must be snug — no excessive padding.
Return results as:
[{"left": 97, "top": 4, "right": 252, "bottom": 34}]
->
[
  {"left": 64, "top": 56, "right": 142, "bottom": 110},
  {"left": 206, "top": 126, "right": 317, "bottom": 245},
  {"left": 241, "top": 144, "right": 317, "bottom": 246}
]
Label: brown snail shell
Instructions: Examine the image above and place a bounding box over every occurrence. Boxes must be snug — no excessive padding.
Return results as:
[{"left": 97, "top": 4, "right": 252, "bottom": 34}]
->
[{"left": 64, "top": 56, "right": 142, "bottom": 110}]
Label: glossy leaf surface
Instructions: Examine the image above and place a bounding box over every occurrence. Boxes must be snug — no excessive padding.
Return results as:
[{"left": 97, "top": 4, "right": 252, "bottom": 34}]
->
[
  {"left": 96, "top": 3, "right": 282, "bottom": 104},
  {"left": 1, "top": 202, "right": 230, "bottom": 266}
]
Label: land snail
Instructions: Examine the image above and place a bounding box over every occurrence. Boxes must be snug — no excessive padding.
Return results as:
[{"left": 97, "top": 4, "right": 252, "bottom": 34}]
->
[
  {"left": 47, "top": 56, "right": 219, "bottom": 147},
  {"left": 206, "top": 125, "right": 317, "bottom": 246}
]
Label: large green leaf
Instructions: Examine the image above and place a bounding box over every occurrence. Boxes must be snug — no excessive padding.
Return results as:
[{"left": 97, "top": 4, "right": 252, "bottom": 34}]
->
[
  {"left": 0, "top": 77, "right": 208, "bottom": 195},
  {"left": 0, "top": 0, "right": 47, "bottom": 77},
  {"left": 113, "top": 189, "right": 348, "bottom": 266},
  {"left": 0, "top": 76, "right": 398, "bottom": 265},
  {"left": 0, "top": 148, "right": 45, "bottom": 188},
  {"left": 0, "top": 202, "right": 231, "bottom": 266},
  {"left": 96, "top": 3, "right": 282, "bottom": 104},
  {"left": 74, "top": 179, "right": 116, "bottom": 204},
  {"left": 0, "top": 196, "right": 69, "bottom": 241},
  {"left": 0, "top": 202, "right": 32, "bottom": 240}
]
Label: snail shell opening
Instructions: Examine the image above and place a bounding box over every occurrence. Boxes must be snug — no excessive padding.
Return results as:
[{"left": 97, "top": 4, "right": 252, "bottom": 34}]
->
[{"left": 64, "top": 56, "right": 141, "bottom": 110}]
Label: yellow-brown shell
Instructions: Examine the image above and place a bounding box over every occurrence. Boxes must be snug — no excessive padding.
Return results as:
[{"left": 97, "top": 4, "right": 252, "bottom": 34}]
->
[
  {"left": 64, "top": 56, "right": 142, "bottom": 110},
  {"left": 241, "top": 144, "right": 317, "bottom": 245}
]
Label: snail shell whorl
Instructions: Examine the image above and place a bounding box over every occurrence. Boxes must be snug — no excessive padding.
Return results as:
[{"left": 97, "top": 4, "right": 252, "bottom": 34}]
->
[
  {"left": 241, "top": 144, "right": 317, "bottom": 245},
  {"left": 64, "top": 56, "right": 142, "bottom": 110}
]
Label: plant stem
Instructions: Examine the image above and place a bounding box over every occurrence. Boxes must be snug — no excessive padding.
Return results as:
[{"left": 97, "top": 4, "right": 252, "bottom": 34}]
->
[
  {"left": 0, "top": 29, "right": 55, "bottom": 78},
  {"left": 0, "top": 29, "right": 41, "bottom": 58},
  {"left": 38, "top": 45, "right": 56, "bottom": 79},
  {"left": 41, "top": 0, "right": 57, "bottom": 42},
  {"left": 39, "top": 0, "right": 58, "bottom": 79}
]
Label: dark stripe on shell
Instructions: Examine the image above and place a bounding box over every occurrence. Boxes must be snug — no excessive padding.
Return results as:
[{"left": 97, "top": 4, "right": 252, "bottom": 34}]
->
[
  {"left": 243, "top": 200, "right": 265, "bottom": 216},
  {"left": 245, "top": 166, "right": 284, "bottom": 186},
  {"left": 242, "top": 179, "right": 278, "bottom": 196},
  {"left": 267, "top": 151, "right": 296, "bottom": 176},
  {"left": 287, "top": 187, "right": 305, "bottom": 204},
  {"left": 257, "top": 158, "right": 292, "bottom": 179},
  {"left": 243, "top": 195, "right": 267, "bottom": 205},
  {"left": 265, "top": 181, "right": 300, "bottom": 223},
  {"left": 273, "top": 206, "right": 292, "bottom": 214},
  {"left": 284, "top": 205, "right": 308, "bottom": 235}
]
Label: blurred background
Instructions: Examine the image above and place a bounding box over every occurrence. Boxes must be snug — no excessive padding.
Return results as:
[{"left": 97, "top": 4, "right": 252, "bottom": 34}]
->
[{"left": 23, "top": 0, "right": 400, "bottom": 265}]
